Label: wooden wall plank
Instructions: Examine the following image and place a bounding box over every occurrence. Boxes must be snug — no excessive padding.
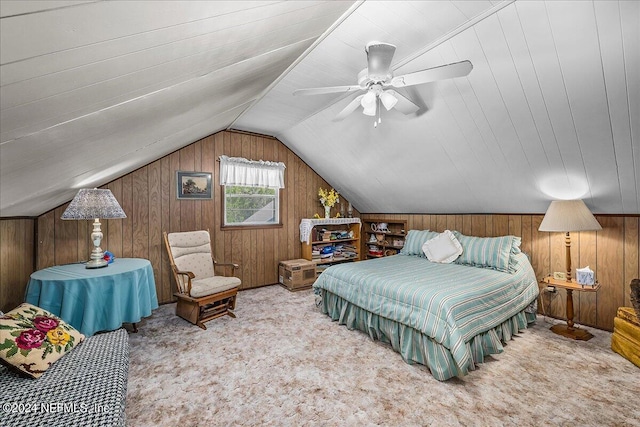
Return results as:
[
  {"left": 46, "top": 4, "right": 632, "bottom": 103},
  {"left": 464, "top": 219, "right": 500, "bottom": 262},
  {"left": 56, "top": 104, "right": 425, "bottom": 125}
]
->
[
  {"left": 548, "top": 224, "right": 566, "bottom": 317},
  {"left": 121, "top": 174, "right": 134, "bottom": 257},
  {"left": 193, "top": 139, "right": 203, "bottom": 231},
  {"left": 213, "top": 133, "right": 224, "bottom": 262},
  {"left": 462, "top": 215, "right": 472, "bottom": 235},
  {"left": 471, "top": 215, "right": 486, "bottom": 237},
  {"left": 37, "top": 211, "right": 55, "bottom": 270},
  {"left": 0, "top": 219, "right": 35, "bottom": 312},
  {"left": 519, "top": 215, "right": 532, "bottom": 258},
  {"left": 623, "top": 217, "right": 638, "bottom": 307},
  {"left": 485, "top": 214, "right": 493, "bottom": 237},
  {"left": 508, "top": 215, "right": 522, "bottom": 239},
  {"left": 132, "top": 167, "right": 149, "bottom": 259},
  {"left": 201, "top": 136, "right": 215, "bottom": 237},
  {"left": 169, "top": 152, "right": 181, "bottom": 234},
  {"left": 255, "top": 137, "right": 265, "bottom": 287},
  {"left": 223, "top": 133, "right": 233, "bottom": 272},
  {"left": 148, "top": 161, "right": 162, "bottom": 301},
  {"left": 54, "top": 205, "right": 78, "bottom": 264},
  {"left": 106, "top": 179, "right": 124, "bottom": 258},
  {"left": 179, "top": 145, "right": 196, "bottom": 232},
  {"left": 596, "top": 217, "right": 624, "bottom": 330},
  {"left": 578, "top": 230, "right": 597, "bottom": 326},
  {"left": 494, "top": 215, "right": 509, "bottom": 236},
  {"left": 160, "top": 156, "right": 172, "bottom": 302},
  {"left": 446, "top": 215, "right": 456, "bottom": 231}
]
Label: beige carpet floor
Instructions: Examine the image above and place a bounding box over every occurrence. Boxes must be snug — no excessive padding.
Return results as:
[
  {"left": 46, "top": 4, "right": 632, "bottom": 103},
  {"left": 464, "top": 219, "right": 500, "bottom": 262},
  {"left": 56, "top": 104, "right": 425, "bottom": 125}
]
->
[{"left": 126, "top": 285, "right": 640, "bottom": 427}]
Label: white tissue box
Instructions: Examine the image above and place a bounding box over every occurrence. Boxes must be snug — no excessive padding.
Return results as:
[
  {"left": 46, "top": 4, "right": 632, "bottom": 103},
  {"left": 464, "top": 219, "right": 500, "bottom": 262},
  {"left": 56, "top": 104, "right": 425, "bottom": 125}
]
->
[{"left": 576, "top": 266, "right": 595, "bottom": 285}]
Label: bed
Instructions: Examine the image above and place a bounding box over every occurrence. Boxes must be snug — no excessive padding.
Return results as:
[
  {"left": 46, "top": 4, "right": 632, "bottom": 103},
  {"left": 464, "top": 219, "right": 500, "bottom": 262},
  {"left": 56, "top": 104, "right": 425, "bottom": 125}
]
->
[{"left": 313, "top": 230, "right": 539, "bottom": 381}]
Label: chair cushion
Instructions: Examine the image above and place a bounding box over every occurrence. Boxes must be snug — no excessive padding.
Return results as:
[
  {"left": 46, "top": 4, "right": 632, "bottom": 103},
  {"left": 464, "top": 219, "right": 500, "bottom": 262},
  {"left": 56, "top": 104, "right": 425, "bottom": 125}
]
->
[
  {"left": 190, "top": 276, "right": 241, "bottom": 298},
  {"left": 167, "top": 230, "right": 215, "bottom": 278}
]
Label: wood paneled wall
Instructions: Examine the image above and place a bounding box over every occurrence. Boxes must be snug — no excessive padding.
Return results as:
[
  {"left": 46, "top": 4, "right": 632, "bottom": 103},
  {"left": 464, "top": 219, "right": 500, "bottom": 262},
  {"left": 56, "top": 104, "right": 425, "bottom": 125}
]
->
[
  {"left": 362, "top": 213, "right": 638, "bottom": 331},
  {"left": 34, "top": 131, "right": 353, "bottom": 304},
  {"left": 0, "top": 219, "right": 35, "bottom": 312}
]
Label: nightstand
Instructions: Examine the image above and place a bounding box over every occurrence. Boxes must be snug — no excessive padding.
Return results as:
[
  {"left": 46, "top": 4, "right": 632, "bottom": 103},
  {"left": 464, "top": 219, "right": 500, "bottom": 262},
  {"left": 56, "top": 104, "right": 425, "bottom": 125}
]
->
[{"left": 542, "top": 276, "right": 600, "bottom": 341}]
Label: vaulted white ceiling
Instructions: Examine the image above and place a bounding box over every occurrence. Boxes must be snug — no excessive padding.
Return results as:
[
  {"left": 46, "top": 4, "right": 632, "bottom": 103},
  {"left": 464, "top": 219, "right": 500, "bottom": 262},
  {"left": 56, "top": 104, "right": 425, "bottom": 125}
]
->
[{"left": 1, "top": 0, "right": 638, "bottom": 216}]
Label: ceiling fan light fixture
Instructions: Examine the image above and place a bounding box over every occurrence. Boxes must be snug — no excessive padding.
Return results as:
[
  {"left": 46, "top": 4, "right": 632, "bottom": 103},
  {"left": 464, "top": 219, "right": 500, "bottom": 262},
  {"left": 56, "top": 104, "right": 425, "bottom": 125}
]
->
[
  {"left": 379, "top": 91, "right": 398, "bottom": 111},
  {"left": 361, "top": 91, "right": 376, "bottom": 108},
  {"left": 361, "top": 91, "right": 377, "bottom": 116},
  {"left": 362, "top": 102, "right": 377, "bottom": 116}
]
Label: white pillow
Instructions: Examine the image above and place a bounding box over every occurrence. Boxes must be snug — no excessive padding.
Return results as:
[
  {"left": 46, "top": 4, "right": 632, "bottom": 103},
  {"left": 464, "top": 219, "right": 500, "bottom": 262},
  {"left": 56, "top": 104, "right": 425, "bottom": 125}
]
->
[{"left": 422, "top": 230, "right": 463, "bottom": 263}]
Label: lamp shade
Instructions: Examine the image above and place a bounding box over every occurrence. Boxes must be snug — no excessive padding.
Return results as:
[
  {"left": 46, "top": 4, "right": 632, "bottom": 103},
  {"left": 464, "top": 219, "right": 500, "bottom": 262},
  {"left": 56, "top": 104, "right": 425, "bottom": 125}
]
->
[
  {"left": 538, "top": 199, "right": 601, "bottom": 232},
  {"left": 361, "top": 91, "right": 377, "bottom": 116},
  {"left": 61, "top": 189, "right": 126, "bottom": 220},
  {"left": 379, "top": 91, "right": 398, "bottom": 111}
]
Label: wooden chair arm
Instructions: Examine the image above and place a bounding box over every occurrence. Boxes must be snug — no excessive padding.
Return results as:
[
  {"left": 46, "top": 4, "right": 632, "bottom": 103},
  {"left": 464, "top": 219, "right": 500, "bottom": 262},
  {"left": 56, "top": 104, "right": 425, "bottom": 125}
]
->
[
  {"left": 175, "top": 270, "right": 195, "bottom": 279},
  {"left": 214, "top": 261, "right": 239, "bottom": 270},
  {"left": 173, "top": 269, "right": 195, "bottom": 294}
]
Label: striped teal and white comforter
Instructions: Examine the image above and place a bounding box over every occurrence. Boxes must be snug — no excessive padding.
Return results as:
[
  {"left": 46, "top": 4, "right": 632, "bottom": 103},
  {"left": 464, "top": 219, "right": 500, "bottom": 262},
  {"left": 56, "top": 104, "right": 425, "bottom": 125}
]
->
[{"left": 313, "top": 252, "right": 539, "bottom": 370}]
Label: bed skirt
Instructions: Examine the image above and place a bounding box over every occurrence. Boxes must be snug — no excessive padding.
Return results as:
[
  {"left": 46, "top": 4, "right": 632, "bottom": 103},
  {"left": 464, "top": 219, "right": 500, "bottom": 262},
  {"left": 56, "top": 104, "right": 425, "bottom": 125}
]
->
[{"left": 319, "top": 290, "right": 536, "bottom": 381}]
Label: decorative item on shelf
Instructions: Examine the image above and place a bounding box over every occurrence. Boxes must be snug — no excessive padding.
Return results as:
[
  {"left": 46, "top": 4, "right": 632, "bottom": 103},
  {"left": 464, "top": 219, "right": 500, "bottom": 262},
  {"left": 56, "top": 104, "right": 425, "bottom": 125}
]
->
[
  {"left": 318, "top": 187, "right": 339, "bottom": 219},
  {"left": 375, "top": 233, "right": 385, "bottom": 243},
  {"left": 347, "top": 201, "right": 353, "bottom": 218},
  {"left": 61, "top": 188, "right": 126, "bottom": 269},
  {"left": 368, "top": 245, "right": 383, "bottom": 256},
  {"left": 371, "top": 222, "right": 389, "bottom": 233},
  {"left": 538, "top": 199, "right": 601, "bottom": 283},
  {"left": 576, "top": 266, "right": 594, "bottom": 285},
  {"left": 369, "top": 235, "right": 377, "bottom": 243},
  {"left": 392, "top": 239, "right": 404, "bottom": 248}
]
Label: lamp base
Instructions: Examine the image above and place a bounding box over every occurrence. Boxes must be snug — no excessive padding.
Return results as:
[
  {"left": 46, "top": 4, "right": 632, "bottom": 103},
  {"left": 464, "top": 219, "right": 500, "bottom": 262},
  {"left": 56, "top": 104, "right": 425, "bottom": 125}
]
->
[
  {"left": 550, "top": 324, "right": 594, "bottom": 341},
  {"left": 85, "top": 259, "right": 108, "bottom": 269}
]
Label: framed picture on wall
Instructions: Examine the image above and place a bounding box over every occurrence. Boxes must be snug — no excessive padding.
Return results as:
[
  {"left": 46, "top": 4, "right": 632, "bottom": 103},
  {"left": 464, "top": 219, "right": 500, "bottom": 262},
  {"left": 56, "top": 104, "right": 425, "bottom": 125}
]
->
[{"left": 176, "top": 171, "right": 212, "bottom": 199}]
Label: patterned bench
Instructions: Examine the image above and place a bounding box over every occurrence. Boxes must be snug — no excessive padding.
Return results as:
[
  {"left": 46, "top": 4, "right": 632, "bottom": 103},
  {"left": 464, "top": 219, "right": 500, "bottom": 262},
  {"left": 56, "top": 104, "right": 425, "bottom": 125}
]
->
[{"left": 0, "top": 328, "right": 129, "bottom": 427}]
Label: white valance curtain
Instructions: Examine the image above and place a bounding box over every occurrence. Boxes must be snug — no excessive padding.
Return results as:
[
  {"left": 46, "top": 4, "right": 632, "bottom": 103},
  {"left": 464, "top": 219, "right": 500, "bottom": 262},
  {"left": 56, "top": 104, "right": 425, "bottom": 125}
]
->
[{"left": 219, "top": 155, "right": 286, "bottom": 189}]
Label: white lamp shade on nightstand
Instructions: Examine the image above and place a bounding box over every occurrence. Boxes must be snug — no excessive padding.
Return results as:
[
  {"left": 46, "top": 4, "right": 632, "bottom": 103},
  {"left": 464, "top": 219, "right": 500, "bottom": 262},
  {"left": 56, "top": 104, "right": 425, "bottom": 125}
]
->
[{"left": 538, "top": 199, "right": 602, "bottom": 233}]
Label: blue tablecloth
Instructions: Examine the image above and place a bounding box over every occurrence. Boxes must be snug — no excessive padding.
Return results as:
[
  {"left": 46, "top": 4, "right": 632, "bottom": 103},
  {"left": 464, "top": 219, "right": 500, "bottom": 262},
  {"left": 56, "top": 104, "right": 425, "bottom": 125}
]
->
[{"left": 25, "top": 258, "right": 158, "bottom": 336}]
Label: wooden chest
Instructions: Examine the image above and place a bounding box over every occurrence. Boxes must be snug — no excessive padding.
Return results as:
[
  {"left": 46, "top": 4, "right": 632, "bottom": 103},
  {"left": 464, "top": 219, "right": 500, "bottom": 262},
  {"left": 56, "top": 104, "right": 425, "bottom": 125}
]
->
[{"left": 611, "top": 307, "right": 640, "bottom": 368}]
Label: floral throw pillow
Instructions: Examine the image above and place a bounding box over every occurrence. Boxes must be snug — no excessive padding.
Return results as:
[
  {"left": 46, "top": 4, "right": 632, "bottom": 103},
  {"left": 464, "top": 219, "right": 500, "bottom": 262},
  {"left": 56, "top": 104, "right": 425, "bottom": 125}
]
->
[{"left": 0, "top": 303, "right": 85, "bottom": 378}]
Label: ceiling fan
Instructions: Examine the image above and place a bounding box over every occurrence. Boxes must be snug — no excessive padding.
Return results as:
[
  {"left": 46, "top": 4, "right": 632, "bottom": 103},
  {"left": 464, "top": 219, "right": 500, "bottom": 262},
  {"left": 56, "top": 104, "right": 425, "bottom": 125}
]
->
[{"left": 293, "top": 42, "right": 473, "bottom": 127}]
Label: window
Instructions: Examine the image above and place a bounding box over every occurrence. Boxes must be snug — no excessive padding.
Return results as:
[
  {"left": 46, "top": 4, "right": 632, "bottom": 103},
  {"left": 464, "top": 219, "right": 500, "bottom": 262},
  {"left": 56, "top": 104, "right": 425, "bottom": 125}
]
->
[
  {"left": 219, "top": 155, "right": 285, "bottom": 227},
  {"left": 223, "top": 185, "right": 279, "bottom": 226}
]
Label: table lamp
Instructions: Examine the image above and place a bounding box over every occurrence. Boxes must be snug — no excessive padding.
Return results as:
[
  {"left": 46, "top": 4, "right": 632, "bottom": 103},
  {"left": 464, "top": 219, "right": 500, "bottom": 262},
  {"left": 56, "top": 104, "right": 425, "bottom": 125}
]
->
[
  {"left": 538, "top": 199, "right": 601, "bottom": 282},
  {"left": 61, "top": 188, "right": 126, "bottom": 268}
]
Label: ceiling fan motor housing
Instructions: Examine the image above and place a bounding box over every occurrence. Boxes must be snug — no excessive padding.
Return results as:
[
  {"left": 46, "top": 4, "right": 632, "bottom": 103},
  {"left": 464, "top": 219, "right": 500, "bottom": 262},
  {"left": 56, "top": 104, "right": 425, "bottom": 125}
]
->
[{"left": 365, "top": 42, "right": 396, "bottom": 82}]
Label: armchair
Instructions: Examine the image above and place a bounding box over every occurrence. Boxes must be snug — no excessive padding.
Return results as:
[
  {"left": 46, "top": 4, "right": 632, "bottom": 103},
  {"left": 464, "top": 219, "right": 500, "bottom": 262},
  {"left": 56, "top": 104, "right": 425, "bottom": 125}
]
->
[{"left": 163, "top": 230, "right": 240, "bottom": 329}]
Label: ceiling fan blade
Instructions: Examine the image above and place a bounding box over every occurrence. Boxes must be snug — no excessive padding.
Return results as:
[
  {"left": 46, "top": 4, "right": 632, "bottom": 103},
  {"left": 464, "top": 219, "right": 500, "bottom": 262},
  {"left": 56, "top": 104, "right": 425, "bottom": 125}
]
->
[
  {"left": 390, "top": 60, "right": 473, "bottom": 88},
  {"left": 293, "top": 85, "right": 362, "bottom": 96},
  {"left": 333, "top": 95, "right": 365, "bottom": 121},
  {"left": 366, "top": 42, "right": 396, "bottom": 81},
  {"left": 385, "top": 90, "right": 419, "bottom": 115}
]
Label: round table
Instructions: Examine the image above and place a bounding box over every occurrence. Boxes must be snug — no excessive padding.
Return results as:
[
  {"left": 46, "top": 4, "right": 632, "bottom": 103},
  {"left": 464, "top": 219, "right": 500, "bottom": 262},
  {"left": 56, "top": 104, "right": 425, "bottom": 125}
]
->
[{"left": 25, "top": 258, "right": 158, "bottom": 336}]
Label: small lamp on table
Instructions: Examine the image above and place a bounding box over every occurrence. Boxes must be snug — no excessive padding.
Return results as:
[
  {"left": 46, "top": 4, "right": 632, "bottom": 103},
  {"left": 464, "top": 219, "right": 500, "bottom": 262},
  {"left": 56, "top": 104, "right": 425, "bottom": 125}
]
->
[{"left": 61, "top": 188, "right": 127, "bottom": 268}]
